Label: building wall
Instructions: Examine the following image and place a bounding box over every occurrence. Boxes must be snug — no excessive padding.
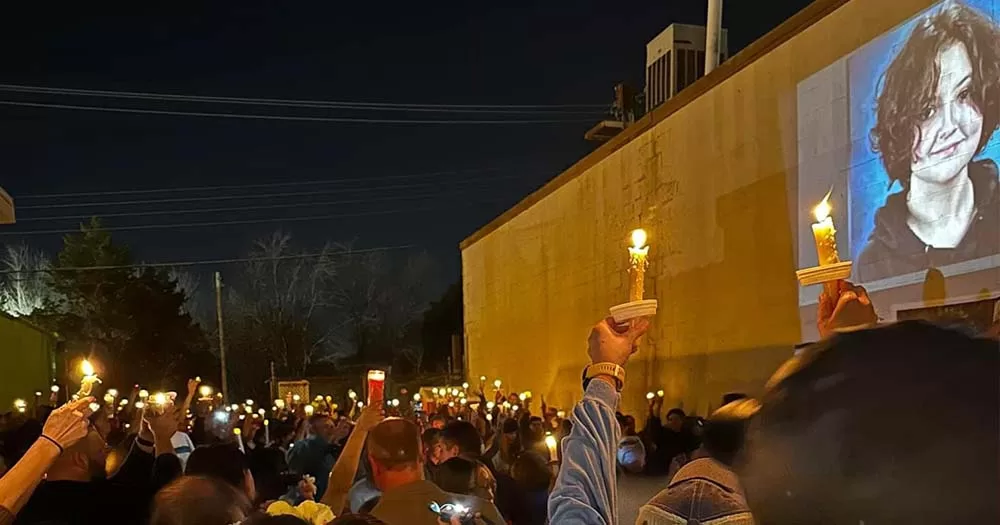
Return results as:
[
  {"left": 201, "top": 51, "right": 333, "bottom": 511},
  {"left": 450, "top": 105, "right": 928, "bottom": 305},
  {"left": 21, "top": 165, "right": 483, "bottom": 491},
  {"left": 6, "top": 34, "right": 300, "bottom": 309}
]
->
[
  {"left": 0, "top": 314, "right": 56, "bottom": 410},
  {"left": 462, "top": 0, "right": 945, "bottom": 417}
]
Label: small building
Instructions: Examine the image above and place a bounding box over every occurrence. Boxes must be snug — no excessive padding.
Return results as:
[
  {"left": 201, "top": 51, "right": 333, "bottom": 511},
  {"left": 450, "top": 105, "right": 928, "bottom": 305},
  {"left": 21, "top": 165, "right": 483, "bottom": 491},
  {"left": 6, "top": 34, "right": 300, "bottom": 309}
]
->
[{"left": 0, "top": 312, "right": 58, "bottom": 410}]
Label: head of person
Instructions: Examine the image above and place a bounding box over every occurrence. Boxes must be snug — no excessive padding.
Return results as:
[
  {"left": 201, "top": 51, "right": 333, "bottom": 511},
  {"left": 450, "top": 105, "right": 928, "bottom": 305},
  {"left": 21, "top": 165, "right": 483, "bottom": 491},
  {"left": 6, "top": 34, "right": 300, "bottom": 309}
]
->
[
  {"left": 501, "top": 419, "right": 520, "bottom": 446},
  {"left": 429, "top": 414, "right": 447, "bottom": 430},
  {"left": 702, "top": 399, "right": 758, "bottom": 467},
  {"left": 619, "top": 414, "right": 637, "bottom": 436},
  {"left": 528, "top": 416, "right": 544, "bottom": 439},
  {"left": 737, "top": 321, "right": 999, "bottom": 524},
  {"left": 150, "top": 475, "right": 253, "bottom": 525},
  {"left": 440, "top": 420, "right": 482, "bottom": 462},
  {"left": 512, "top": 452, "right": 552, "bottom": 493},
  {"left": 367, "top": 417, "right": 424, "bottom": 492},
  {"left": 308, "top": 414, "right": 336, "bottom": 443},
  {"left": 871, "top": 2, "right": 1000, "bottom": 191},
  {"left": 665, "top": 408, "right": 686, "bottom": 433},
  {"left": 421, "top": 428, "right": 446, "bottom": 465},
  {"left": 46, "top": 429, "right": 108, "bottom": 482},
  {"left": 185, "top": 443, "right": 256, "bottom": 501},
  {"left": 433, "top": 456, "right": 476, "bottom": 495}
]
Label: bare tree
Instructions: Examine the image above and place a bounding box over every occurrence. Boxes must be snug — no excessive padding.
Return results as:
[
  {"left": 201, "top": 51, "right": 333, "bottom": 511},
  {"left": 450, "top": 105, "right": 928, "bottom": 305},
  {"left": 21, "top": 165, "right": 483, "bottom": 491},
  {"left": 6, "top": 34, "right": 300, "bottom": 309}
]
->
[
  {"left": 0, "top": 244, "right": 51, "bottom": 317},
  {"left": 225, "top": 232, "right": 339, "bottom": 396}
]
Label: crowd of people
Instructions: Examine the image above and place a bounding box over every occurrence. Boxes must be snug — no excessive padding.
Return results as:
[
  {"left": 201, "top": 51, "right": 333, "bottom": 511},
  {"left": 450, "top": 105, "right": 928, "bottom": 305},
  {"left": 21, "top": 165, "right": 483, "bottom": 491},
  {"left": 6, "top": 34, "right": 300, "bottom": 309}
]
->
[{"left": 0, "top": 281, "right": 997, "bottom": 524}]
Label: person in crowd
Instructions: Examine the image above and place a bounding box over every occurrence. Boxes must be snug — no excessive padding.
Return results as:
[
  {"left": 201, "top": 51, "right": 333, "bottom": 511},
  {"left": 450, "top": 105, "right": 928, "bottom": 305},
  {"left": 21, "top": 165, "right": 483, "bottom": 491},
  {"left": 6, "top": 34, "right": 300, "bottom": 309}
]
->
[
  {"left": 150, "top": 475, "right": 253, "bottom": 525},
  {"left": 615, "top": 414, "right": 645, "bottom": 474},
  {"left": 439, "top": 421, "right": 497, "bottom": 503},
  {"left": 510, "top": 452, "right": 552, "bottom": 525},
  {"left": 636, "top": 399, "right": 758, "bottom": 524},
  {"left": 287, "top": 413, "right": 339, "bottom": 500},
  {"left": 429, "top": 415, "right": 447, "bottom": 431},
  {"left": 432, "top": 457, "right": 476, "bottom": 495},
  {"left": 489, "top": 418, "right": 521, "bottom": 476},
  {"left": 15, "top": 399, "right": 182, "bottom": 525},
  {"left": 859, "top": 1, "right": 1000, "bottom": 280},
  {"left": 365, "top": 418, "right": 503, "bottom": 525},
  {"left": 421, "top": 428, "right": 445, "bottom": 467},
  {"left": 185, "top": 443, "right": 257, "bottom": 502},
  {"left": 0, "top": 398, "right": 94, "bottom": 525}
]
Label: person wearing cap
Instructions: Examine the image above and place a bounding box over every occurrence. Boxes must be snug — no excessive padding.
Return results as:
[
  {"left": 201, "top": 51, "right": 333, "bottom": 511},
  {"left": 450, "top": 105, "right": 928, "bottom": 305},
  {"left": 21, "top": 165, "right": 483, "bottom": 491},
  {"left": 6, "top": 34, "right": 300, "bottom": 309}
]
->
[{"left": 366, "top": 418, "right": 503, "bottom": 525}]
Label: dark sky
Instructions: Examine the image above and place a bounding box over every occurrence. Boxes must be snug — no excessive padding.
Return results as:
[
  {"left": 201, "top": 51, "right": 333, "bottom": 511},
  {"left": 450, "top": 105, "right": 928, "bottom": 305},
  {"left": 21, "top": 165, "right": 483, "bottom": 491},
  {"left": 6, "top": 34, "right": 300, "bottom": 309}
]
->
[{"left": 0, "top": 0, "right": 813, "bottom": 284}]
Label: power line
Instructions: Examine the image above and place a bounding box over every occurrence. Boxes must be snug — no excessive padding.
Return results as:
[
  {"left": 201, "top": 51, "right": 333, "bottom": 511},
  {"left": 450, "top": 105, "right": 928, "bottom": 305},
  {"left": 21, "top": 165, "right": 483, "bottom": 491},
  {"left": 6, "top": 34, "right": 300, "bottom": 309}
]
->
[
  {"left": 0, "top": 199, "right": 502, "bottom": 236},
  {"left": 17, "top": 168, "right": 500, "bottom": 199},
  {"left": 0, "top": 245, "right": 414, "bottom": 275},
  {"left": 18, "top": 173, "right": 533, "bottom": 210},
  {"left": 0, "top": 84, "right": 608, "bottom": 111},
  {"left": 0, "top": 100, "right": 597, "bottom": 125},
  {"left": 18, "top": 186, "right": 505, "bottom": 222}
]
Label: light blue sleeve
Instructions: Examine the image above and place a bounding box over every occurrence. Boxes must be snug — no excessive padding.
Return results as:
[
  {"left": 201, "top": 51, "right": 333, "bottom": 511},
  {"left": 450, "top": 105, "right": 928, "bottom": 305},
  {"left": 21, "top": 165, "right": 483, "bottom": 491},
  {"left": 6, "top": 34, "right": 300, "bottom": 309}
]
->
[{"left": 547, "top": 378, "right": 621, "bottom": 525}]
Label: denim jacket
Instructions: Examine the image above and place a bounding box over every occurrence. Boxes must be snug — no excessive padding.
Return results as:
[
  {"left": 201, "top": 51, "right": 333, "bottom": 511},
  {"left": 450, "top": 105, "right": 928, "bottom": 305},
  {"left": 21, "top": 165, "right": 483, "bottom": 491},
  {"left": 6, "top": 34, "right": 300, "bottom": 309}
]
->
[{"left": 548, "top": 379, "right": 621, "bottom": 525}]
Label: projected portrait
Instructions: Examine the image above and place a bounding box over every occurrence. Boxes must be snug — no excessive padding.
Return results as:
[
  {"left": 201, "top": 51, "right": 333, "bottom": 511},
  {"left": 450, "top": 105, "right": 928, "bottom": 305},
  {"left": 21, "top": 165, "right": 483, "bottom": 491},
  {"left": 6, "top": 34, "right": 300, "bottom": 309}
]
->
[{"left": 855, "top": 1, "right": 1000, "bottom": 282}]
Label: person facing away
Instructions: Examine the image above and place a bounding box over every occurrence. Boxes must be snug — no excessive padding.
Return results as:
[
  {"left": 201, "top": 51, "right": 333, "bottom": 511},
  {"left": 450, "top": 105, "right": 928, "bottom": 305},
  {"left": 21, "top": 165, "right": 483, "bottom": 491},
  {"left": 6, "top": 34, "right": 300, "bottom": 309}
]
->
[
  {"left": 366, "top": 418, "right": 503, "bottom": 525},
  {"left": 432, "top": 457, "right": 476, "bottom": 495},
  {"left": 184, "top": 442, "right": 257, "bottom": 502},
  {"left": 439, "top": 421, "right": 498, "bottom": 503},
  {"left": 287, "top": 413, "right": 338, "bottom": 499},
  {"left": 150, "top": 475, "right": 253, "bottom": 525},
  {"left": 636, "top": 399, "right": 758, "bottom": 525}
]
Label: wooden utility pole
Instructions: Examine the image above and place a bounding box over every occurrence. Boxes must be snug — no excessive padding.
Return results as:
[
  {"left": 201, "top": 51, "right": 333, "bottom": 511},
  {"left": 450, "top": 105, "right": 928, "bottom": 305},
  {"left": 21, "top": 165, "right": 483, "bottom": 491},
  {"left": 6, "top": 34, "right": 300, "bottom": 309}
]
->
[{"left": 215, "top": 271, "right": 230, "bottom": 403}]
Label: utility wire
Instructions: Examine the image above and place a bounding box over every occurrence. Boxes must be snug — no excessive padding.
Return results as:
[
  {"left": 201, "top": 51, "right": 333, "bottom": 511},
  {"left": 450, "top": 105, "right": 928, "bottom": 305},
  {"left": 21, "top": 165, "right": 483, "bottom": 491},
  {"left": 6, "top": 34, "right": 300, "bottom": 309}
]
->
[
  {"left": 17, "top": 173, "right": 533, "bottom": 210},
  {"left": 17, "top": 168, "right": 500, "bottom": 199},
  {"left": 0, "top": 84, "right": 608, "bottom": 111},
  {"left": 0, "top": 245, "right": 414, "bottom": 275},
  {"left": 0, "top": 100, "right": 597, "bottom": 125},
  {"left": 0, "top": 199, "right": 503, "bottom": 236},
  {"left": 18, "top": 186, "right": 507, "bottom": 222}
]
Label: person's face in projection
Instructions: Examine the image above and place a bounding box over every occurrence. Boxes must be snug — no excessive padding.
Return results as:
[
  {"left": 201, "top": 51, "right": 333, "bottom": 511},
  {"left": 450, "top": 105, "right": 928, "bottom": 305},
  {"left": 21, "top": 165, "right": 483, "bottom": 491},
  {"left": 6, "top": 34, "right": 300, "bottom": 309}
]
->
[{"left": 910, "top": 42, "right": 983, "bottom": 186}]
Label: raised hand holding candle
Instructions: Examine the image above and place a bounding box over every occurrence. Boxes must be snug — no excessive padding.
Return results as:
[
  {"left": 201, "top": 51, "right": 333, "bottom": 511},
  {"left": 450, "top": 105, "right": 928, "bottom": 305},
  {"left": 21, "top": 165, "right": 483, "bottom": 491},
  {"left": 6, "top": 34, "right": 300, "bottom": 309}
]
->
[{"left": 544, "top": 434, "right": 559, "bottom": 463}]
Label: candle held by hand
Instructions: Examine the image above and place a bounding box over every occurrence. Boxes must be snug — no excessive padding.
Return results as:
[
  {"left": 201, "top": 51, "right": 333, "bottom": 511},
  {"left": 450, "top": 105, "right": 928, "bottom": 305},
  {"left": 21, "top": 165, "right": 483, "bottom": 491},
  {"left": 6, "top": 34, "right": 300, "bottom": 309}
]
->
[
  {"left": 628, "top": 229, "right": 650, "bottom": 302},
  {"left": 811, "top": 191, "right": 840, "bottom": 266},
  {"left": 77, "top": 359, "right": 101, "bottom": 397},
  {"left": 544, "top": 434, "right": 559, "bottom": 463}
]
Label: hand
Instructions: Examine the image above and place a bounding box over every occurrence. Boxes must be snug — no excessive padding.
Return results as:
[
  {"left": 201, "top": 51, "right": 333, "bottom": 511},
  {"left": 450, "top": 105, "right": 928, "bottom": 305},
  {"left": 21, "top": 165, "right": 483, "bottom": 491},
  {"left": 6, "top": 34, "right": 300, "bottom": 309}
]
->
[
  {"left": 145, "top": 403, "right": 178, "bottom": 442},
  {"left": 587, "top": 317, "right": 650, "bottom": 366},
  {"left": 356, "top": 406, "right": 384, "bottom": 432},
  {"left": 42, "top": 397, "right": 95, "bottom": 451},
  {"left": 817, "top": 281, "right": 878, "bottom": 339},
  {"left": 298, "top": 475, "right": 317, "bottom": 501},
  {"left": 186, "top": 378, "right": 201, "bottom": 397}
]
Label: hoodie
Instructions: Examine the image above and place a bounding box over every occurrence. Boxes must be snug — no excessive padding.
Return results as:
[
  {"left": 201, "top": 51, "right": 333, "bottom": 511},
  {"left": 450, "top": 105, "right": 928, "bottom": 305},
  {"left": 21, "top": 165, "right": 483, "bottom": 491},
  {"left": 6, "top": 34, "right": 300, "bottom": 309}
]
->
[{"left": 857, "top": 159, "right": 999, "bottom": 282}]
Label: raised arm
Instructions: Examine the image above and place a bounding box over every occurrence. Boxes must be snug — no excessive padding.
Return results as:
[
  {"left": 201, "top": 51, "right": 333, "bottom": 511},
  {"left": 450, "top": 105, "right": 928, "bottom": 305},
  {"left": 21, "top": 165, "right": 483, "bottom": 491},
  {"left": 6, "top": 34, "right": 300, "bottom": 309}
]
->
[
  {"left": 0, "top": 398, "right": 94, "bottom": 522},
  {"left": 320, "top": 407, "right": 383, "bottom": 513},
  {"left": 548, "top": 317, "right": 649, "bottom": 525}
]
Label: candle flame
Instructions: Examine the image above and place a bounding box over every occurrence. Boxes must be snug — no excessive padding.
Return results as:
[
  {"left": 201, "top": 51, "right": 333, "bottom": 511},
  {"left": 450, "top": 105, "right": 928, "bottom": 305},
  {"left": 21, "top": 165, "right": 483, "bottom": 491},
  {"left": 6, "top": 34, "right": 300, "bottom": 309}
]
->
[
  {"left": 813, "top": 190, "right": 833, "bottom": 222},
  {"left": 545, "top": 434, "right": 558, "bottom": 450},
  {"left": 80, "top": 359, "right": 95, "bottom": 377},
  {"left": 630, "top": 229, "right": 648, "bottom": 249}
]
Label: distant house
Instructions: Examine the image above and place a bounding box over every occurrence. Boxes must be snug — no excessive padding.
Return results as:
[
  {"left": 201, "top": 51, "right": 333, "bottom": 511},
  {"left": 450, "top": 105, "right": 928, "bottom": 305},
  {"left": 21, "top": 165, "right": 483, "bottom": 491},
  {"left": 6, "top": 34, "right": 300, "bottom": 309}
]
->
[{"left": 0, "top": 312, "right": 58, "bottom": 410}]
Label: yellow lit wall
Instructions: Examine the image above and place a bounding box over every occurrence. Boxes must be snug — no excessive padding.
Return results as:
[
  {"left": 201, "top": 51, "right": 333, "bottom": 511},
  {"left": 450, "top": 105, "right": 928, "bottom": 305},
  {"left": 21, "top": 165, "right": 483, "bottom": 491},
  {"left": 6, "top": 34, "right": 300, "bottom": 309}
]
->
[{"left": 462, "top": 0, "right": 954, "bottom": 417}]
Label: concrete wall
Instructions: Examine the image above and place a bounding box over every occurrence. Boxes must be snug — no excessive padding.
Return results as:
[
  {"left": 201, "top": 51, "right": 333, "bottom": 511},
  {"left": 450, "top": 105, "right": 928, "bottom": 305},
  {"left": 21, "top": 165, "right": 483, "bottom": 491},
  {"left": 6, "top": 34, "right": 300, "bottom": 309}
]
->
[
  {"left": 0, "top": 314, "right": 56, "bottom": 410},
  {"left": 461, "top": 0, "right": 951, "bottom": 417}
]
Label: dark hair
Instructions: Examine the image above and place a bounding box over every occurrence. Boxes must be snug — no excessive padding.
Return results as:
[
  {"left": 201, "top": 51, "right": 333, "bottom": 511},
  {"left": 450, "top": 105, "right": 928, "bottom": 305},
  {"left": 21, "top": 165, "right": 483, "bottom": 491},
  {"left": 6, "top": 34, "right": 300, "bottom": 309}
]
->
[
  {"left": 329, "top": 513, "right": 387, "bottom": 525},
  {"left": 150, "top": 475, "right": 252, "bottom": 525},
  {"left": 421, "top": 428, "right": 442, "bottom": 448},
  {"left": 703, "top": 399, "right": 759, "bottom": 466},
  {"left": 243, "top": 515, "right": 310, "bottom": 525},
  {"left": 440, "top": 421, "right": 482, "bottom": 458},
  {"left": 501, "top": 419, "right": 519, "bottom": 434},
  {"left": 184, "top": 443, "right": 249, "bottom": 489},
  {"left": 433, "top": 457, "right": 476, "bottom": 495},
  {"left": 666, "top": 408, "right": 686, "bottom": 420},
  {"left": 870, "top": 1, "right": 1000, "bottom": 188},
  {"left": 307, "top": 413, "right": 331, "bottom": 426},
  {"left": 512, "top": 452, "right": 552, "bottom": 492}
]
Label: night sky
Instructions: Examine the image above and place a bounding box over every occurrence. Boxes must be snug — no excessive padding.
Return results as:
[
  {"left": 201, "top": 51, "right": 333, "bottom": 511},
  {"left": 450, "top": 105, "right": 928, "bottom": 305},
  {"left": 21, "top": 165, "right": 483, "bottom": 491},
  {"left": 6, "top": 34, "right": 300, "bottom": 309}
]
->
[{"left": 0, "top": 0, "right": 813, "bottom": 285}]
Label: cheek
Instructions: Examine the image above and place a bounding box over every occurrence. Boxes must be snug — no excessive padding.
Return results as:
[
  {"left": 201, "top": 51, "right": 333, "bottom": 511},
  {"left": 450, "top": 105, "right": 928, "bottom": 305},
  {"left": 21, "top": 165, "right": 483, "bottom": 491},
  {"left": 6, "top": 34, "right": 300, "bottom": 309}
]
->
[{"left": 956, "top": 103, "right": 984, "bottom": 140}]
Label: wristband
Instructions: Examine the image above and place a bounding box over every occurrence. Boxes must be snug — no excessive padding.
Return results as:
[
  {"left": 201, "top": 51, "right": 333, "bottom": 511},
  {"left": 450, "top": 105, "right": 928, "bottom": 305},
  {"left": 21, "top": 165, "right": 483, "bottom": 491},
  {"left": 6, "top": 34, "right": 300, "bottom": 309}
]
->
[
  {"left": 582, "top": 362, "right": 626, "bottom": 391},
  {"left": 39, "top": 434, "right": 64, "bottom": 454}
]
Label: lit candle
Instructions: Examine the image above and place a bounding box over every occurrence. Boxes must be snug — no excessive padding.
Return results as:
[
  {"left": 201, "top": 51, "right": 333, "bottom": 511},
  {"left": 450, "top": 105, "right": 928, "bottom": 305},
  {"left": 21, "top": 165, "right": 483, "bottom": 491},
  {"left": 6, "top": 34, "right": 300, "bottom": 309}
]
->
[
  {"left": 544, "top": 434, "right": 559, "bottom": 463},
  {"left": 656, "top": 390, "right": 664, "bottom": 398},
  {"left": 811, "top": 191, "right": 840, "bottom": 266},
  {"left": 646, "top": 392, "right": 655, "bottom": 400},
  {"left": 413, "top": 393, "right": 421, "bottom": 402},
  {"left": 628, "top": 229, "right": 650, "bottom": 302},
  {"left": 275, "top": 399, "right": 286, "bottom": 409},
  {"left": 199, "top": 385, "right": 213, "bottom": 398},
  {"left": 292, "top": 394, "right": 301, "bottom": 403},
  {"left": 77, "top": 359, "right": 101, "bottom": 397},
  {"left": 263, "top": 418, "right": 270, "bottom": 444},
  {"left": 13, "top": 399, "right": 26, "bottom": 413},
  {"left": 304, "top": 404, "right": 315, "bottom": 416},
  {"left": 494, "top": 379, "right": 502, "bottom": 389},
  {"left": 462, "top": 382, "right": 469, "bottom": 390},
  {"left": 391, "top": 398, "right": 400, "bottom": 407}
]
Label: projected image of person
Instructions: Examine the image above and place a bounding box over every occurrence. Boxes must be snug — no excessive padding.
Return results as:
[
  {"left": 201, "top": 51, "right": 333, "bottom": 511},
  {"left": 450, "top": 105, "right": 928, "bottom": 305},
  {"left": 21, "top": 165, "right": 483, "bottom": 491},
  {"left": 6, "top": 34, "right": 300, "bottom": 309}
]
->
[{"left": 858, "top": 2, "right": 1000, "bottom": 280}]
